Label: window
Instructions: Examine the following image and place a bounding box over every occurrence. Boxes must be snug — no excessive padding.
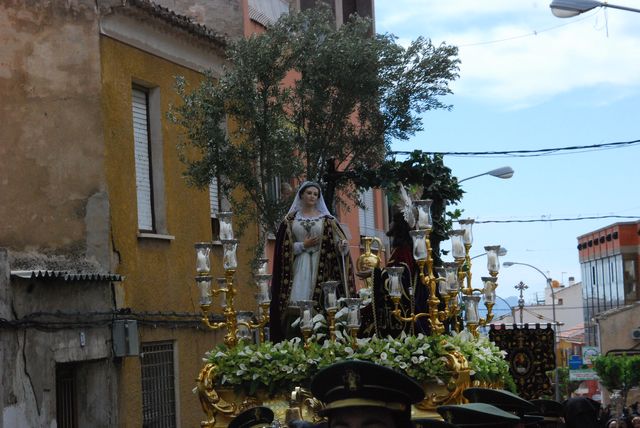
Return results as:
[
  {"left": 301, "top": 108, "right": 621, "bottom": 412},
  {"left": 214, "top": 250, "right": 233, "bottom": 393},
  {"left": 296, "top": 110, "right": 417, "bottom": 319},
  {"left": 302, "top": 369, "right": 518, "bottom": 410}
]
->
[
  {"left": 132, "top": 85, "right": 168, "bottom": 236},
  {"left": 248, "top": 0, "right": 289, "bottom": 26},
  {"left": 141, "top": 342, "right": 176, "bottom": 428},
  {"left": 358, "top": 188, "right": 376, "bottom": 237},
  {"left": 56, "top": 363, "right": 78, "bottom": 428},
  {"left": 210, "top": 177, "right": 220, "bottom": 238}
]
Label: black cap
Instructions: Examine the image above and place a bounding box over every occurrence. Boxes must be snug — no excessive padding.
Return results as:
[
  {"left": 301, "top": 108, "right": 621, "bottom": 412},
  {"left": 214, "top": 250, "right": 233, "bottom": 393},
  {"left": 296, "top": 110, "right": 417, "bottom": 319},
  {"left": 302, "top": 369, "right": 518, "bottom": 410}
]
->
[
  {"left": 437, "top": 403, "right": 522, "bottom": 427},
  {"left": 463, "top": 388, "right": 542, "bottom": 426},
  {"left": 310, "top": 360, "right": 424, "bottom": 415},
  {"left": 531, "top": 399, "right": 565, "bottom": 418},
  {"left": 228, "top": 406, "right": 274, "bottom": 428},
  {"left": 412, "top": 418, "right": 457, "bottom": 428}
]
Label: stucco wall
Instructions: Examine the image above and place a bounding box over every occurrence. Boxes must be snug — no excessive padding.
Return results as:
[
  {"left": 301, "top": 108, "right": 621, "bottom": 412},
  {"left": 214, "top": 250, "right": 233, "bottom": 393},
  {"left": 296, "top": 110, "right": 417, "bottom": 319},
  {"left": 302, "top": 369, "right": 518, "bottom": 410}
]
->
[
  {"left": 4, "top": 271, "right": 117, "bottom": 428},
  {"left": 596, "top": 303, "right": 640, "bottom": 405},
  {"left": 0, "top": 1, "right": 110, "bottom": 270},
  {"left": 100, "top": 34, "right": 257, "bottom": 427}
]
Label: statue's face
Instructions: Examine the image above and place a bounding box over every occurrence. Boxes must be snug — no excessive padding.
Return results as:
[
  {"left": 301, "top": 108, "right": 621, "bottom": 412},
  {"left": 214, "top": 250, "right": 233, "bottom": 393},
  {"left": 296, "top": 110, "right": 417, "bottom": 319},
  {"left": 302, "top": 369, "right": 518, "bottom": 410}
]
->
[{"left": 300, "top": 186, "right": 320, "bottom": 208}]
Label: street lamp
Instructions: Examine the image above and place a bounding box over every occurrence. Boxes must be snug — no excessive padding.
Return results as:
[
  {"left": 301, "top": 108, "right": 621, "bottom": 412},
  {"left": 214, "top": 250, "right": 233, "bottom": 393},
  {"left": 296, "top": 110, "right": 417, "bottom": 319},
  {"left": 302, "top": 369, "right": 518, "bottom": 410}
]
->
[
  {"left": 471, "top": 247, "right": 508, "bottom": 260},
  {"left": 550, "top": 0, "right": 640, "bottom": 17},
  {"left": 503, "top": 261, "right": 560, "bottom": 401},
  {"left": 458, "top": 166, "right": 514, "bottom": 183}
]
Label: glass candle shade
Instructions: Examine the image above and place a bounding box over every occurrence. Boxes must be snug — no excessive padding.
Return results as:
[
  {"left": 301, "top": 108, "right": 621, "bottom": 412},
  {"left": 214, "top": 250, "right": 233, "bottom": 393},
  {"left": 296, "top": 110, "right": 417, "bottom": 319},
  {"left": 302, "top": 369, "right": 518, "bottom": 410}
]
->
[
  {"left": 216, "top": 277, "right": 227, "bottom": 308},
  {"left": 386, "top": 266, "right": 404, "bottom": 298},
  {"left": 449, "top": 230, "right": 466, "bottom": 260},
  {"left": 298, "top": 300, "right": 316, "bottom": 330},
  {"left": 484, "top": 245, "right": 502, "bottom": 273},
  {"left": 439, "top": 262, "right": 459, "bottom": 294},
  {"left": 218, "top": 211, "right": 234, "bottom": 240},
  {"left": 221, "top": 239, "right": 239, "bottom": 270},
  {"left": 409, "top": 230, "right": 428, "bottom": 261},
  {"left": 236, "top": 311, "right": 253, "bottom": 341},
  {"left": 195, "top": 243, "right": 211, "bottom": 275},
  {"left": 255, "top": 274, "right": 272, "bottom": 304},
  {"left": 321, "top": 281, "right": 339, "bottom": 310},
  {"left": 459, "top": 218, "right": 475, "bottom": 246},
  {"left": 462, "top": 294, "right": 481, "bottom": 324},
  {"left": 413, "top": 199, "right": 433, "bottom": 229},
  {"left": 343, "top": 298, "right": 362, "bottom": 329},
  {"left": 195, "top": 275, "right": 212, "bottom": 305},
  {"left": 256, "top": 258, "right": 269, "bottom": 275},
  {"left": 481, "top": 277, "right": 497, "bottom": 304}
]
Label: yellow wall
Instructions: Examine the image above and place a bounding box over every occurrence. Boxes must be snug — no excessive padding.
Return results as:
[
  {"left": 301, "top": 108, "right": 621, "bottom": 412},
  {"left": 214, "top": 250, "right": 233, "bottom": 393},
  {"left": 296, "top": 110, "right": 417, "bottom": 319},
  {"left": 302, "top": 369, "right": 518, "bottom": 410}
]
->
[{"left": 100, "top": 36, "right": 257, "bottom": 427}]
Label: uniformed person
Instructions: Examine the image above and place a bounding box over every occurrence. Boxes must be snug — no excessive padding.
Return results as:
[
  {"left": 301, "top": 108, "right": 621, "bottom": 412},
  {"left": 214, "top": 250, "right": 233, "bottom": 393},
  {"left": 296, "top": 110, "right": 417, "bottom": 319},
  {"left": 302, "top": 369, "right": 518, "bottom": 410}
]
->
[
  {"left": 411, "top": 418, "right": 457, "bottom": 428},
  {"left": 228, "top": 406, "right": 275, "bottom": 428},
  {"left": 310, "top": 360, "right": 425, "bottom": 428},
  {"left": 437, "top": 402, "right": 524, "bottom": 427},
  {"left": 530, "top": 399, "right": 565, "bottom": 427},
  {"left": 462, "top": 387, "right": 543, "bottom": 426}
]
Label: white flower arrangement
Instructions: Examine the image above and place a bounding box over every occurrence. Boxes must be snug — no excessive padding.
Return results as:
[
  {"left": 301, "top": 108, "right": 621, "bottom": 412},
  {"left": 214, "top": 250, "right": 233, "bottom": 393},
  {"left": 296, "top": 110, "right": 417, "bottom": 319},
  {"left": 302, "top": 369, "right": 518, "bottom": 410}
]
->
[{"left": 206, "top": 326, "right": 513, "bottom": 396}]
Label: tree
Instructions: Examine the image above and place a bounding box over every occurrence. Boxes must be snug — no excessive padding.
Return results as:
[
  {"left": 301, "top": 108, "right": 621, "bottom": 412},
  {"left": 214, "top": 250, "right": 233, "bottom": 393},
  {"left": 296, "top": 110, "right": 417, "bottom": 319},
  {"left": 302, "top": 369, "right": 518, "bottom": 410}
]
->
[
  {"left": 349, "top": 151, "right": 464, "bottom": 264},
  {"left": 170, "top": 5, "right": 460, "bottom": 240},
  {"left": 593, "top": 354, "right": 640, "bottom": 409}
]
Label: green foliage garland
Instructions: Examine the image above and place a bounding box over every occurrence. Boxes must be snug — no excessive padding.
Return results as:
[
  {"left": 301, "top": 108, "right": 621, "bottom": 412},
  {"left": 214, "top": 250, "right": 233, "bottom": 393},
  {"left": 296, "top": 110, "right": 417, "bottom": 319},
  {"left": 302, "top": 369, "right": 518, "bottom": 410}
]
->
[{"left": 205, "top": 333, "right": 512, "bottom": 397}]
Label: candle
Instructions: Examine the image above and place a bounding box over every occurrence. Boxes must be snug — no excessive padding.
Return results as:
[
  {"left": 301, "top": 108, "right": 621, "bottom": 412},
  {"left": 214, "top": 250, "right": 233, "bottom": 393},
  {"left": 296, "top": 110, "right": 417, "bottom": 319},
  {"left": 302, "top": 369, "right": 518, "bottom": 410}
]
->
[
  {"left": 302, "top": 309, "right": 312, "bottom": 328},
  {"left": 223, "top": 241, "right": 238, "bottom": 270},
  {"left": 487, "top": 252, "right": 498, "bottom": 271},
  {"left": 389, "top": 275, "right": 401, "bottom": 297},
  {"left": 220, "top": 221, "right": 233, "bottom": 240},
  {"left": 259, "top": 282, "right": 270, "bottom": 303},
  {"left": 258, "top": 259, "right": 268, "bottom": 275},
  {"left": 327, "top": 293, "right": 337, "bottom": 308},
  {"left": 196, "top": 251, "right": 209, "bottom": 274},
  {"left": 463, "top": 228, "right": 471, "bottom": 243},
  {"left": 417, "top": 209, "right": 429, "bottom": 229},
  {"left": 413, "top": 239, "right": 427, "bottom": 260},
  {"left": 197, "top": 279, "right": 211, "bottom": 305},
  {"left": 347, "top": 309, "right": 359, "bottom": 327},
  {"left": 453, "top": 239, "right": 464, "bottom": 258}
]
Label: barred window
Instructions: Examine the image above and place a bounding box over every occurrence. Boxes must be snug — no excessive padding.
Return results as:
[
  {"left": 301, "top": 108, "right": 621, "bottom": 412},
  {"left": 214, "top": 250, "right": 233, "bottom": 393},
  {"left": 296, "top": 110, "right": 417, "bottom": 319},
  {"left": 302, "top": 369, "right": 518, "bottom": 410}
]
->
[{"left": 141, "top": 342, "right": 176, "bottom": 428}]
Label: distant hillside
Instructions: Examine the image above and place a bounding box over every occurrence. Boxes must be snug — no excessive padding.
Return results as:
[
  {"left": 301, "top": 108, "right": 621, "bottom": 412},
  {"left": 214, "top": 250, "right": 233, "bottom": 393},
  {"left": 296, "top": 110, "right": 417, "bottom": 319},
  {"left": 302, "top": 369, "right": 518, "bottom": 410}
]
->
[{"left": 479, "top": 295, "right": 519, "bottom": 319}]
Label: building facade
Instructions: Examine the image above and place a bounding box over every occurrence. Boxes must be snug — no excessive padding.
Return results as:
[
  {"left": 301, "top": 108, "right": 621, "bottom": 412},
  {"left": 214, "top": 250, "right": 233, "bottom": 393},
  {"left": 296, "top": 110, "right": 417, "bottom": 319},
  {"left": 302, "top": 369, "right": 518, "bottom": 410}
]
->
[
  {"left": 0, "top": 1, "right": 252, "bottom": 427},
  {"left": 577, "top": 221, "right": 640, "bottom": 347},
  {"left": 1, "top": 0, "right": 386, "bottom": 426}
]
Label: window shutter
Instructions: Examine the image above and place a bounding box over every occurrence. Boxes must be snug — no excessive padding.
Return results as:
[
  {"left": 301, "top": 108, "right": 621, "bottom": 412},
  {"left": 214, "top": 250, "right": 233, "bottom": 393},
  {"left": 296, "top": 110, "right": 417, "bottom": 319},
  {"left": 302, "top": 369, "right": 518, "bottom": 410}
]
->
[
  {"left": 358, "top": 189, "right": 376, "bottom": 236},
  {"left": 132, "top": 88, "right": 153, "bottom": 231},
  {"left": 209, "top": 178, "right": 219, "bottom": 218}
]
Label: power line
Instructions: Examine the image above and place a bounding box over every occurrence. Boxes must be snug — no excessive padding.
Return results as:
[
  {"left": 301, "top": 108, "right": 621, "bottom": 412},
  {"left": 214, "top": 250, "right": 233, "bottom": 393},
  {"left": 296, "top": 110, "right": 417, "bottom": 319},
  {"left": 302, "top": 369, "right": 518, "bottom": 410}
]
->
[
  {"left": 457, "top": 9, "right": 600, "bottom": 47},
  {"left": 475, "top": 215, "right": 639, "bottom": 224},
  {"left": 390, "top": 138, "right": 640, "bottom": 158}
]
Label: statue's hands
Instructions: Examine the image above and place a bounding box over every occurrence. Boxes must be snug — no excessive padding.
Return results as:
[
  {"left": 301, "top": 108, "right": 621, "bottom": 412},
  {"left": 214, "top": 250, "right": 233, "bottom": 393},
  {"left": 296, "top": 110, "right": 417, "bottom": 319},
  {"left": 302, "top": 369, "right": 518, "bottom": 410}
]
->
[{"left": 303, "top": 236, "right": 320, "bottom": 249}]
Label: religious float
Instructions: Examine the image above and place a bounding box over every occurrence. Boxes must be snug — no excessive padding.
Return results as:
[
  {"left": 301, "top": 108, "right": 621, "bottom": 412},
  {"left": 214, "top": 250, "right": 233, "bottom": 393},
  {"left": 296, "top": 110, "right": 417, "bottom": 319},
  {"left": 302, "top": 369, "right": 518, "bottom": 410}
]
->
[{"left": 192, "top": 202, "right": 515, "bottom": 427}]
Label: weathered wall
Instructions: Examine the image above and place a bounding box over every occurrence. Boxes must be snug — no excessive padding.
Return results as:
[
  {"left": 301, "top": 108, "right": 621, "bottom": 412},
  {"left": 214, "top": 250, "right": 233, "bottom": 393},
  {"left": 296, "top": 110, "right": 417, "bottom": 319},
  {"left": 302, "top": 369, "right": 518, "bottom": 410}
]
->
[
  {"left": 4, "top": 274, "right": 117, "bottom": 427},
  {"left": 0, "top": 1, "right": 110, "bottom": 271}
]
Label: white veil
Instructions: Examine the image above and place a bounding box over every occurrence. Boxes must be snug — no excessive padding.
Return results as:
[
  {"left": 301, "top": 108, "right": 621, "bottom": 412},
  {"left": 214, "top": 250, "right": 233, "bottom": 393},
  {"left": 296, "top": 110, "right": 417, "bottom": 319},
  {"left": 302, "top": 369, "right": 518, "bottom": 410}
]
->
[{"left": 286, "top": 181, "right": 332, "bottom": 217}]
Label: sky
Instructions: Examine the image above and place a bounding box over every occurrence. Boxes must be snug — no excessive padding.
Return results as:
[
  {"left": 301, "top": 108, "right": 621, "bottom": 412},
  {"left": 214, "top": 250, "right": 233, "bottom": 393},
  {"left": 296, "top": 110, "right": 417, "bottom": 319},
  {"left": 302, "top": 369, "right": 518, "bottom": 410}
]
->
[{"left": 374, "top": 0, "right": 640, "bottom": 307}]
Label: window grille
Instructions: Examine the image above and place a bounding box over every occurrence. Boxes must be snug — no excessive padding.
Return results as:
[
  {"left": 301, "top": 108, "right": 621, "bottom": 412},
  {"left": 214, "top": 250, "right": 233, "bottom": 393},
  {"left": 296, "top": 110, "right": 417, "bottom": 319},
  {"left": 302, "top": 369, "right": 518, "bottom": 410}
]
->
[
  {"left": 141, "top": 342, "right": 176, "bottom": 428},
  {"left": 56, "top": 363, "right": 78, "bottom": 428}
]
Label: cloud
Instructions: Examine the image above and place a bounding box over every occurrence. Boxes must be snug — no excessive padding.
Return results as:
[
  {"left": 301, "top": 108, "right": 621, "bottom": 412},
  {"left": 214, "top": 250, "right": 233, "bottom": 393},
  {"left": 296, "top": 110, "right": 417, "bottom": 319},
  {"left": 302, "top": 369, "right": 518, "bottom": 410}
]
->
[{"left": 376, "top": 1, "right": 640, "bottom": 109}]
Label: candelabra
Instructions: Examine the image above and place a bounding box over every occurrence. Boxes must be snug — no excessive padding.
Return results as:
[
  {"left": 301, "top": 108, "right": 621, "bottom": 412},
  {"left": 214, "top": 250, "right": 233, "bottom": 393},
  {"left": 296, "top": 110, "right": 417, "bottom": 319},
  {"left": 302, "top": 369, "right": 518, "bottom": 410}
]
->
[
  {"left": 193, "top": 212, "right": 272, "bottom": 347},
  {"left": 387, "top": 201, "right": 502, "bottom": 338}
]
